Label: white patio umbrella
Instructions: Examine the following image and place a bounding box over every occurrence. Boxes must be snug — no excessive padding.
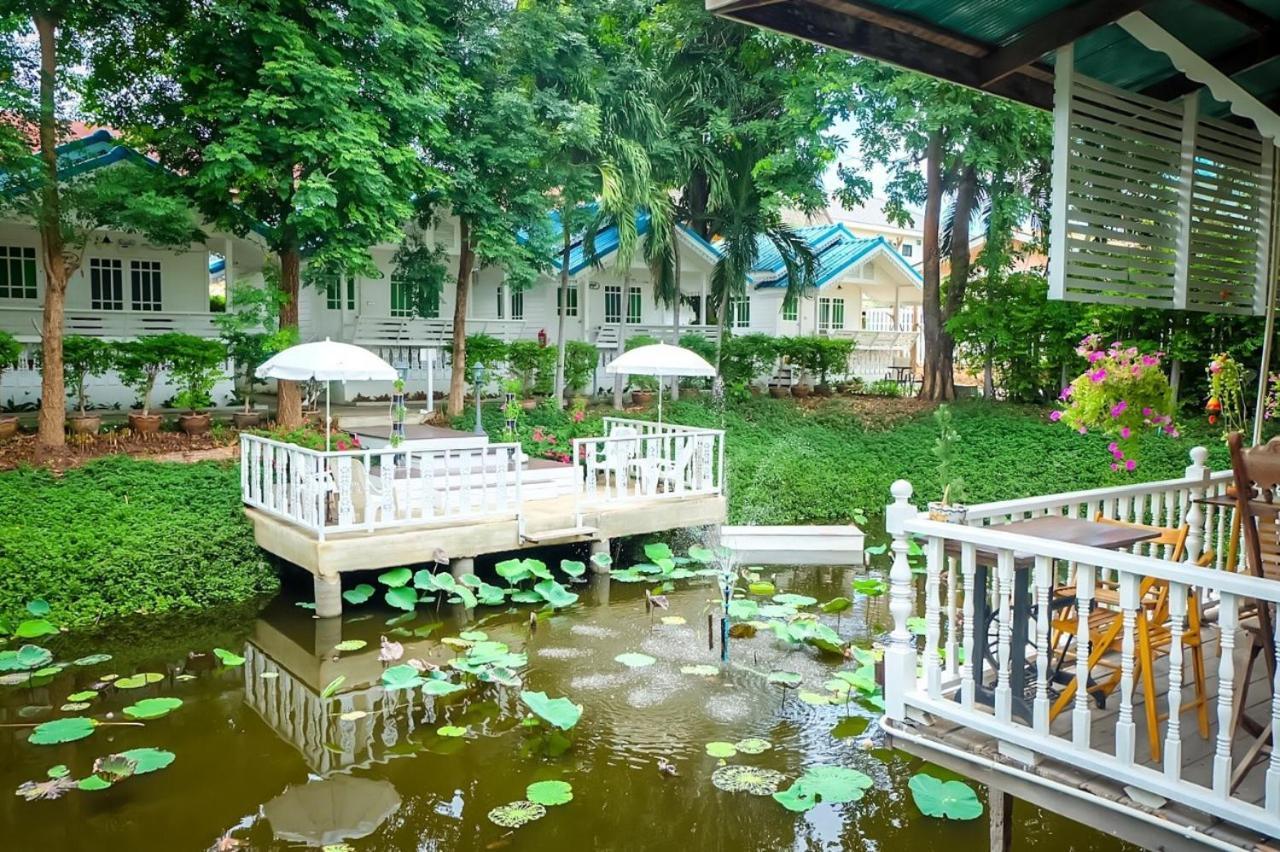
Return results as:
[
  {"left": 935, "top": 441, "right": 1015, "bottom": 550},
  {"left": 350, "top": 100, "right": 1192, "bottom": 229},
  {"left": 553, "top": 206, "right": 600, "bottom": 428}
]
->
[
  {"left": 256, "top": 338, "right": 398, "bottom": 450},
  {"left": 605, "top": 342, "right": 716, "bottom": 423}
]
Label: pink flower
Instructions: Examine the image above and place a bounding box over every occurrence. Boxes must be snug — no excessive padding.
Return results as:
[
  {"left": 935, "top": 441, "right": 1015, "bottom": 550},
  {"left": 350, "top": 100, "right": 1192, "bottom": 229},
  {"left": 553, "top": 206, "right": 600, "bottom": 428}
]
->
[
  {"left": 1141, "top": 355, "right": 1159, "bottom": 367},
  {"left": 1142, "top": 407, "right": 1152, "bottom": 416},
  {"left": 1120, "top": 426, "right": 1131, "bottom": 439},
  {"left": 1110, "top": 400, "right": 1127, "bottom": 417},
  {"left": 548, "top": 435, "right": 557, "bottom": 444},
  {"left": 1107, "top": 441, "right": 1118, "bottom": 452},
  {"left": 1077, "top": 427, "right": 1088, "bottom": 435},
  {"left": 336, "top": 440, "right": 349, "bottom": 451},
  {"left": 572, "top": 410, "right": 584, "bottom": 423},
  {"left": 1125, "top": 459, "right": 1136, "bottom": 472},
  {"left": 1088, "top": 350, "right": 1105, "bottom": 364},
  {"left": 1049, "top": 410, "right": 1062, "bottom": 422},
  {"left": 1089, "top": 369, "right": 1107, "bottom": 383},
  {"left": 1111, "top": 462, "right": 1120, "bottom": 472},
  {"left": 532, "top": 427, "right": 545, "bottom": 442},
  {"left": 1209, "top": 360, "right": 1222, "bottom": 374},
  {"left": 1059, "top": 385, "right": 1073, "bottom": 400}
]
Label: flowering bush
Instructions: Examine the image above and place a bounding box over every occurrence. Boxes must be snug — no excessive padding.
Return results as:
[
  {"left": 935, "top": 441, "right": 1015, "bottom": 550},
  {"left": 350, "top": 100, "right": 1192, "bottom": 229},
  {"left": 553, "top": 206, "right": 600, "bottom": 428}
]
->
[
  {"left": 1206, "top": 353, "right": 1248, "bottom": 436},
  {"left": 1052, "top": 336, "right": 1177, "bottom": 471}
]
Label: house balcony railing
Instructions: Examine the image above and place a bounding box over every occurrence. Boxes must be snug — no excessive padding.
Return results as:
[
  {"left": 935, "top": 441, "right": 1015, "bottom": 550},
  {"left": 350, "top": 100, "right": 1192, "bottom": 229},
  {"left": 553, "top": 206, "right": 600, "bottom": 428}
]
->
[
  {"left": 881, "top": 449, "right": 1279, "bottom": 839},
  {"left": 0, "top": 305, "right": 221, "bottom": 345}
]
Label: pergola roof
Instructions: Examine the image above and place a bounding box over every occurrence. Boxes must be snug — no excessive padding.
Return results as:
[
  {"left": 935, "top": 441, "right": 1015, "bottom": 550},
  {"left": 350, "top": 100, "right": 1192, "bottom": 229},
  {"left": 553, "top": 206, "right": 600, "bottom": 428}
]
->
[{"left": 708, "top": 0, "right": 1280, "bottom": 117}]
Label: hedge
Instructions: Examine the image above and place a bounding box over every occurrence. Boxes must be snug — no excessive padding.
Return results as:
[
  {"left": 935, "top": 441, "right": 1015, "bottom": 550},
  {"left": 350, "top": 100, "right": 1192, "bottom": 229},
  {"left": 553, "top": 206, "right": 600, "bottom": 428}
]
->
[{"left": 0, "top": 457, "right": 279, "bottom": 629}]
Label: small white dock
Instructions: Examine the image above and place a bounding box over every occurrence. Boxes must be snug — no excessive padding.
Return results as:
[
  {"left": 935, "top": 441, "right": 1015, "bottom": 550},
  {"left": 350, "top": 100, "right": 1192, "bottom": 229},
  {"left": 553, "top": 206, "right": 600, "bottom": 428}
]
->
[{"left": 718, "top": 524, "right": 865, "bottom": 565}]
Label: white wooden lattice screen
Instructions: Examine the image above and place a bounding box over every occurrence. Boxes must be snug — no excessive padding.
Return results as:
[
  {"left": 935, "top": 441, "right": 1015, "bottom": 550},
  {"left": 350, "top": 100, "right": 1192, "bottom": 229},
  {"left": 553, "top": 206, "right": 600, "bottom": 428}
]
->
[{"left": 1049, "top": 46, "right": 1278, "bottom": 315}]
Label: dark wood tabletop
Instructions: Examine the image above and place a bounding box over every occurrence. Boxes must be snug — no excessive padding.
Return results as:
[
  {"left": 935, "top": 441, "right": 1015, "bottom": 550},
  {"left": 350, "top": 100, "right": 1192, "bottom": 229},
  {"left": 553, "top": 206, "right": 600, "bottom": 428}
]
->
[{"left": 998, "top": 515, "right": 1160, "bottom": 551}]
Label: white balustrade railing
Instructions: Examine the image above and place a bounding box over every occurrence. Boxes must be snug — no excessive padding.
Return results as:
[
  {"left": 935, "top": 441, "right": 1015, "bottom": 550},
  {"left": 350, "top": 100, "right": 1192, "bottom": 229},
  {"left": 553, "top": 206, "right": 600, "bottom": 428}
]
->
[
  {"left": 572, "top": 423, "right": 724, "bottom": 523},
  {"left": 240, "top": 433, "right": 523, "bottom": 539},
  {"left": 882, "top": 448, "right": 1280, "bottom": 838}
]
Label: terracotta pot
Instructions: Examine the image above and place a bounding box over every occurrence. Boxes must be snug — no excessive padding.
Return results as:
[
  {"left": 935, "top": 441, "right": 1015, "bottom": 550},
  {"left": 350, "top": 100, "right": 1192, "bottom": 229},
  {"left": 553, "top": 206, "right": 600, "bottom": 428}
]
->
[
  {"left": 769, "top": 386, "right": 789, "bottom": 399},
  {"left": 179, "top": 412, "right": 212, "bottom": 435},
  {"left": 631, "top": 390, "right": 655, "bottom": 406},
  {"left": 520, "top": 397, "right": 538, "bottom": 412},
  {"left": 814, "top": 383, "right": 833, "bottom": 397},
  {"left": 0, "top": 416, "right": 17, "bottom": 440},
  {"left": 791, "top": 384, "right": 812, "bottom": 399},
  {"left": 128, "top": 412, "right": 163, "bottom": 434},
  {"left": 232, "top": 410, "right": 263, "bottom": 429},
  {"left": 67, "top": 414, "right": 101, "bottom": 435}
]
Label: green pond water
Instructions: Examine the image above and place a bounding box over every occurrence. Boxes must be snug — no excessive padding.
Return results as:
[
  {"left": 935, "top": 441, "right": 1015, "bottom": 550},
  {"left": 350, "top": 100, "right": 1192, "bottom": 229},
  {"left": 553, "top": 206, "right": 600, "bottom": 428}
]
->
[{"left": 0, "top": 562, "right": 1135, "bottom": 851}]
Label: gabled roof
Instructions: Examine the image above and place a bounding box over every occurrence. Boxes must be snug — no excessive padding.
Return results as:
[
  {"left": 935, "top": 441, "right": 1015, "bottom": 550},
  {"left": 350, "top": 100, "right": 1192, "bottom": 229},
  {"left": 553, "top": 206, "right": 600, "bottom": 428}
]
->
[
  {"left": 750, "top": 223, "right": 923, "bottom": 290},
  {"left": 0, "top": 129, "right": 157, "bottom": 196},
  {"left": 541, "top": 207, "right": 724, "bottom": 276}
]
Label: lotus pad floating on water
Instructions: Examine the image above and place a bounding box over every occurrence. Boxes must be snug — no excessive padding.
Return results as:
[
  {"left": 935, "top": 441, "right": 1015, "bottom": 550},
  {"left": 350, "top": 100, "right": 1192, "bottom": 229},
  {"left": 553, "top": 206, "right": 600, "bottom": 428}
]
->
[
  {"left": 712, "top": 765, "right": 787, "bottom": 796},
  {"left": 705, "top": 741, "right": 737, "bottom": 758},
  {"left": 333, "top": 640, "right": 366, "bottom": 652},
  {"left": 28, "top": 717, "right": 96, "bottom": 745},
  {"left": 772, "top": 593, "right": 817, "bottom": 607},
  {"left": 734, "top": 738, "right": 771, "bottom": 755},
  {"left": 772, "top": 765, "right": 873, "bottom": 812},
  {"left": 0, "top": 645, "right": 53, "bottom": 672},
  {"left": 436, "top": 725, "right": 468, "bottom": 738},
  {"left": 766, "top": 671, "right": 802, "bottom": 688},
  {"left": 680, "top": 665, "right": 718, "bottom": 677},
  {"left": 487, "top": 800, "right": 546, "bottom": 828},
  {"left": 525, "top": 779, "right": 573, "bottom": 806},
  {"left": 123, "top": 697, "right": 183, "bottom": 720},
  {"left": 212, "top": 648, "right": 245, "bottom": 667},
  {"left": 908, "top": 773, "right": 983, "bottom": 820},
  {"left": 115, "top": 671, "right": 168, "bottom": 689},
  {"left": 614, "top": 653, "right": 656, "bottom": 668},
  {"left": 519, "top": 690, "right": 582, "bottom": 730},
  {"left": 342, "top": 583, "right": 375, "bottom": 605}
]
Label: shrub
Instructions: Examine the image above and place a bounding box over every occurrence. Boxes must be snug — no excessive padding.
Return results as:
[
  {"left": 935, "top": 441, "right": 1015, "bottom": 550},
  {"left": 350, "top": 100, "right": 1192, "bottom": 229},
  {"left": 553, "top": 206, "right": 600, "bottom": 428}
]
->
[
  {"left": 720, "top": 333, "right": 778, "bottom": 386},
  {"left": 677, "top": 333, "right": 717, "bottom": 388},
  {"left": 867, "top": 379, "right": 902, "bottom": 397},
  {"left": 507, "top": 340, "right": 553, "bottom": 396},
  {"left": 0, "top": 458, "right": 279, "bottom": 629},
  {"left": 455, "top": 333, "right": 508, "bottom": 374},
  {"left": 811, "top": 338, "right": 855, "bottom": 387},
  {"left": 777, "top": 336, "right": 823, "bottom": 385},
  {"left": 114, "top": 335, "right": 176, "bottom": 416},
  {"left": 623, "top": 334, "right": 661, "bottom": 391},
  {"left": 213, "top": 281, "right": 295, "bottom": 412},
  {"left": 0, "top": 330, "right": 21, "bottom": 386},
  {"left": 166, "top": 334, "right": 226, "bottom": 411},
  {"left": 564, "top": 340, "right": 598, "bottom": 395},
  {"left": 61, "top": 335, "right": 113, "bottom": 414}
]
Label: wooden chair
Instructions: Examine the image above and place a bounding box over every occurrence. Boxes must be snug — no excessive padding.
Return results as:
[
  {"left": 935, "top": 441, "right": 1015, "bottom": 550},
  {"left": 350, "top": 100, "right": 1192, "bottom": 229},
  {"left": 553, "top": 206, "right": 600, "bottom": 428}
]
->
[
  {"left": 1049, "top": 518, "right": 1211, "bottom": 762},
  {"left": 1224, "top": 431, "right": 1278, "bottom": 791}
]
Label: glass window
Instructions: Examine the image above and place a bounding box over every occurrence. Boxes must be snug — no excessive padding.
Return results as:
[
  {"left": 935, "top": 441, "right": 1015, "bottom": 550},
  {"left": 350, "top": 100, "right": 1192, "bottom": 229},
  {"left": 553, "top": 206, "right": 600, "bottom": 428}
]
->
[
  {"left": 0, "top": 246, "right": 37, "bottom": 299},
  {"left": 604, "top": 285, "right": 622, "bottom": 324},
  {"left": 900, "top": 242, "right": 913, "bottom": 258},
  {"left": 557, "top": 285, "right": 578, "bottom": 317},
  {"left": 729, "top": 295, "right": 750, "bottom": 329},
  {"left": 510, "top": 287, "right": 524, "bottom": 320},
  {"left": 321, "top": 273, "right": 355, "bottom": 311},
  {"left": 781, "top": 299, "right": 797, "bottom": 322},
  {"left": 130, "top": 260, "right": 162, "bottom": 311},
  {"left": 496, "top": 284, "right": 504, "bottom": 319},
  {"left": 818, "top": 297, "right": 845, "bottom": 332},
  {"left": 391, "top": 272, "right": 436, "bottom": 318},
  {"left": 626, "top": 286, "right": 642, "bottom": 324},
  {"left": 90, "top": 258, "right": 123, "bottom": 310}
]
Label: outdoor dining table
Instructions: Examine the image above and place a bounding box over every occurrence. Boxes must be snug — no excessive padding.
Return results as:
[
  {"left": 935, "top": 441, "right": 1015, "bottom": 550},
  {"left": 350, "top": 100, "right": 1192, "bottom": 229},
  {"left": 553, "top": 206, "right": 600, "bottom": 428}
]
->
[{"left": 946, "top": 515, "right": 1160, "bottom": 722}]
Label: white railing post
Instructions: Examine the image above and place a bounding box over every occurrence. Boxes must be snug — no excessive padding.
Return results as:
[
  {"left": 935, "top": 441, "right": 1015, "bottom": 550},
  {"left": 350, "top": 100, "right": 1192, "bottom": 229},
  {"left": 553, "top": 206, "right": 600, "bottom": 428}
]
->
[
  {"left": 1184, "top": 446, "right": 1209, "bottom": 562},
  {"left": 885, "top": 479, "right": 918, "bottom": 721}
]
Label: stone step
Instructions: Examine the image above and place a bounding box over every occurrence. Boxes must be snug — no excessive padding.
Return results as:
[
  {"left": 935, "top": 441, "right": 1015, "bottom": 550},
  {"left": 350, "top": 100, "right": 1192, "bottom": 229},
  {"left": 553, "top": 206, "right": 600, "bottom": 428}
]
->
[{"left": 520, "top": 526, "right": 599, "bottom": 544}]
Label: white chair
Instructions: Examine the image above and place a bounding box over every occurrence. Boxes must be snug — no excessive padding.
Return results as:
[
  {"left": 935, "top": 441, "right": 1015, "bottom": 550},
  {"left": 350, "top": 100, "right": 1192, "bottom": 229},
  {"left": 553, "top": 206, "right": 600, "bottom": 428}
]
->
[{"left": 652, "top": 436, "right": 700, "bottom": 492}]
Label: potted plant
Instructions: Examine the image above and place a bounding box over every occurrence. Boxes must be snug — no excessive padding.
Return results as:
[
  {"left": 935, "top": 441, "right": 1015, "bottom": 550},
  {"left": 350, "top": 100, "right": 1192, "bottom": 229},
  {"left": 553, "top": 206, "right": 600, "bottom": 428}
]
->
[
  {"left": 167, "top": 333, "right": 226, "bottom": 435},
  {"left": 0, "top": 330, "right": 21, "bottom": 440},
  {"left": 1052, "top": 336, "right": 1177, "bottom": 472},
  {"left": 1205, "top": 352, "right": 1248, "bottom": 437},
  {"left": 114, "top": 335, "right": 177, "bottom": 434},
  {"left": 61, "top": 335, "right": 112, "bottom": 435},
  {"left": 623, "top": 334, "right": 660, "bottom": 405},
  {"left": 213, "top": 280, "right": 294, "bottom": 429},
  {"left": 926, "top": 404, "right": 967, "bottom": 522},
  {"left": 812, "top": 338, "right": 854, "bottom": 397}
]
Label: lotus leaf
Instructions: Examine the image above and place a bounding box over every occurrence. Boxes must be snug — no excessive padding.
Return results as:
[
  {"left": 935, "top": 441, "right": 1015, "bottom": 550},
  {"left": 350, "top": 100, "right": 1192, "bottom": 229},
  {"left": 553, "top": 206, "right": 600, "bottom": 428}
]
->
[
  {"left": 519, "top": 690, "right": 582, "bottom": 730},
  {"left": 680, "top": 660, "right": 721, "bottom": 675},
  {"left": 487, "top": 800, "right": 545, "bottom": 828},
  {"left": 333, "top": 640, "right": 366, "bottom": 652},
  {"left": 475, "top": 583, "right": 506, "bottom": 606},
  {"left": 320, "top": 676, "right": 346, "bottom": 699},
  {"left": 834, "top": 667, "right": 878, "bottom": 694},
  {"left": 654, "top": 557, "right": 676, "bottom": 574},
  {"left": 526, "top": 779, "right": 573, "bottom": 806},
  {"left": 118, "top": 747, "right": 174, "bottom": 775},
  {"left": 643, "top": 542, "right": 673, "bottom": 562},
  {"left": 831, "top": 717, "right": 869, "bottom": 739},
  {"left": 212, "top": 648, "right": 245, "bottom": 667},
  {"left": 772, "top": 593, "right": 817, "bottom": 607},
  {"left": 378, "top": 567, "right": 412, "bottom": 588},
  {"left": 525, "top": 559, "right": 552, "bottom": 580},
  {"left": 0, "top": 644, "right": 53, "bottom": 672},
  {"left": 633, "top": 562, "right": 663, "bottom": 575},
  {"left": 798, "top": 691, "right": 834, "bottom": 706},
  {"left": 116, "top": 672, "right": 167, "bottom": 688},
  {"left": 93, "top": 753, "right": 137, "bottom": 783},
  {"left": 614, "top": 652, "right": 655, "bottom": 668},
  {"left": 71, "top": 653, "right": 111, "bottom": 667},
  {"left": 510, "top": 589, "right": 542, "bottom": 603},
  {"left": 726, "top": 599, "right": 759, "bottom": 620},
  {"left": 31, "top": 665, "right": 63, "bottom": 678},
  {"left": 14, "top": 619, "right": 57, "bottom": 639},
  {"left": 450, "top": 586, "right": 479, "bottom": 609},
  {"left": 28, "top": 717, "right": 96, "bottom": 745},
  {"left": 495, "top": 558, "right": 531, "bottom": 585},
  {"left": 757, "top": 604, "right": 797, "bottom": 619},
  {"left": 26, "top": 599, "right": 50, "bottom": 617},
  {"left": 78, "top": 775, "right": 112, "bottom": 792},
  {"left": 747, "top": 581, "right": 776, "bottom": 596},
  {"left": 422, "top": 679, "right": 466, "bottom": 697},
  {"left": 47, "top": 765, "right": 69, "bottom": 779},
  {"left": 436, "top": 725, "right": 468, "bottom": 737},
  {"left": 820, "top": 597, "right": 853, "bottom": 614},
  {"left": 295, "top": 601, "right": 316, "bottom": 610},
  {"left": 382, "top": 665, "right": 424, "bottom": 691},
  {"left": 712, "top": 765, "right": 786, "bottom": 796},
  {"left": 384, "top": 587, "right": 418, "bottom": 611},
  {"left": 705, "top": 741, "right": 737, "bottom": 758},
  {"left": 766, "top": 671, "right": 802, "bottom": 688},
  {"left": 560, "top": 559, "right": 586, "bottom": 578},
  {"left": 478, "top": 666, "right": 522, "bottom": 687},
  {"left": 459, "top": 630, "right": 487, "bottom": 641},
  {"left": 534, "top": 579, "right": 579, "bottom": 609},
  {"left": 589, "top": 552, "right": 612, "bottom": 569},
  {"left": 666, "top": 568, "right": 697, "bottom": 580},
  {"left": 772, "top": 765, "right": 872, "bottom": 812},
  {"left": 659, "top": 616, "right": 686, "bottom": 625},
  {"left": 609, "top": 570, "right": 647, "bottom": 583},
  {"left": 60, "top": 702, "right": 90, "bottom": 711},
  {"left": 908, "top": 773, "right": 983, "bottom": 820},
  {"left": 734, "top": 738, "right": 771, "bottom": 755},
  {"left": 342, "top": 583, "right": 375, "bottom": 605},
  {"left": 123, "top": 697, "right": 183, "bottom": 720},
  {"left": 852, "top": 578, "right": 887, "bottom": 597},
  {"left": 687, "top": 545, "right": 715, "bottom": 564}
]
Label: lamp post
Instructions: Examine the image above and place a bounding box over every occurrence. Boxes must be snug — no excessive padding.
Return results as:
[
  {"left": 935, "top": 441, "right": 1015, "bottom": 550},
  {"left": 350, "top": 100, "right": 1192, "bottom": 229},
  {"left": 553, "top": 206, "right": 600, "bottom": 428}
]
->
[{"left": 472, "top": 362, "right": 485, "bottom": 436}]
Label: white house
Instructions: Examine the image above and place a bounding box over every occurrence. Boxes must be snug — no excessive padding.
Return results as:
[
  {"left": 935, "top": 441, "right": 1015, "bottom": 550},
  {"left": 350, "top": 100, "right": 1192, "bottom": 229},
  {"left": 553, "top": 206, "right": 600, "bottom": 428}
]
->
[{"left": 0, "top": 130, "right": 268, "bottom": 411}]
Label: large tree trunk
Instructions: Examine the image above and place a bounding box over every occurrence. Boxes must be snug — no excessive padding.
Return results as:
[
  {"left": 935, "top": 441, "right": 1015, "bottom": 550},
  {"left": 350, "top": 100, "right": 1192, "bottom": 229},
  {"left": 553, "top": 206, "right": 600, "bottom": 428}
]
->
[
  {"left": 918, "top": 131, "right": 950, "bottom": 401},
  {"left": 35, "top": 13, "right": 66, "bottom": 449},
  {"left": 276, "top": 247, "right": 303, "bottom": 427},
  {"left": 552, "top": 220, "right": 570, "bottom": 409},
  {"left": 448, "top": 220, "right": 475, "bottom": 417}
]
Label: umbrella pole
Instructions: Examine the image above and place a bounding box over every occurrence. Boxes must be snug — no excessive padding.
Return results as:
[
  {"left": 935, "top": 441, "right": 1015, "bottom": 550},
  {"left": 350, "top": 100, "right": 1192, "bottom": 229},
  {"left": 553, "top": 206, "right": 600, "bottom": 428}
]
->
[
  {"left": 657, "top": 380, "right": 663, "bottom": 425},
  {"left": 325, "top": 381, "right": 332, "bottom": 452}
]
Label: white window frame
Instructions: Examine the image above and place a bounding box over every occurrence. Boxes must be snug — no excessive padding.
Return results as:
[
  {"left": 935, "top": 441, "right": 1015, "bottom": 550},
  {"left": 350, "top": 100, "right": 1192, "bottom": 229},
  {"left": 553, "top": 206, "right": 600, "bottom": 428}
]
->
[
  {"left": 0, "top": 245, "right": 37, "bottom": 300},
  {"left": 557, "top": 284, "right": 579, "bottom": 317},
  {"left": 818, "top": 297, "right": 845, "bottom": 332},
  {"left": 510, "top": 287, "right": 524, "bottom": 321},
  {"left": 130, "top": 259, "right": 162, "bottom": 312},
  {"left": 90, "top": 258, "right": 124, "bottom": 311},
  {"left": 781, "top": 299, "right": 797, "bottom": 322},
  {"left": 604, "top": 285, "right": 622, "bottom": 324},
  {"left": 626, "top": 286, "right": 642, "bottom": 324},
  {"left": 729, "top": 295, "right": 750, "bottom": 329}
]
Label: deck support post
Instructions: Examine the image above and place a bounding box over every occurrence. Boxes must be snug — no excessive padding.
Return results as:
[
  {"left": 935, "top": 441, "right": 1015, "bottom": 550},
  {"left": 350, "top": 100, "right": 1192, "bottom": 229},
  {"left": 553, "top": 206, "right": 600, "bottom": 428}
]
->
[
  {"left": 1184, "top": 446, "right": 1209, "bottom": 563},
  {"left": 314, "top": 574, "right": 343, "bottom": 619},
  {"left": 450, "top": 557, "right": 474, "bottom": 582},
  {"left": 988, "top": 786, "right": 1013, "bottom": 852},
  {"left": 884, "top": 479, "right": 918, "bottom": 721},
  {"left": 590, "top": 539, "right": 612, "bottom": 573}
]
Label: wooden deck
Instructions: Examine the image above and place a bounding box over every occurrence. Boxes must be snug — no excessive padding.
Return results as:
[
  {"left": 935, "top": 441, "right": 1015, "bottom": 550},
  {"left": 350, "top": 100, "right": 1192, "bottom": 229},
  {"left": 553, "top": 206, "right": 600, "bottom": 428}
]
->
[{"left": 885, "top": 624, "right": 1276, "bottom": 851}]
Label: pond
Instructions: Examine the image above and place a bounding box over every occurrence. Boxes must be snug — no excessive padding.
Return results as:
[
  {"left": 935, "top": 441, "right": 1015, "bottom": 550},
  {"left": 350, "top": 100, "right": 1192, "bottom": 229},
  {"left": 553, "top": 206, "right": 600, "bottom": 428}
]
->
[{"left": 0, "top": 556, "right": 1135, "bottom": 851}]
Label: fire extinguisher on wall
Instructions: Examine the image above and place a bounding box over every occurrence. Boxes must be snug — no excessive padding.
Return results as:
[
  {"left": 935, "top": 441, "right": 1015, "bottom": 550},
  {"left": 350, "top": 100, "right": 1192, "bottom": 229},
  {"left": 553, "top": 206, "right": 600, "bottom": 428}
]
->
[{"left": 537, "top": 328, "right": 548, "bottom": 348}]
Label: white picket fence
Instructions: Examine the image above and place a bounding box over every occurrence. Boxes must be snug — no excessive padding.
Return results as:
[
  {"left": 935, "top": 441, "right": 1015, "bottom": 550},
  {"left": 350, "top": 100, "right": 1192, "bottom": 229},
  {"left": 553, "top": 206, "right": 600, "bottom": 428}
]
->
[{"left": 882, "top": 448, "right": 1280, "bottom": 838}]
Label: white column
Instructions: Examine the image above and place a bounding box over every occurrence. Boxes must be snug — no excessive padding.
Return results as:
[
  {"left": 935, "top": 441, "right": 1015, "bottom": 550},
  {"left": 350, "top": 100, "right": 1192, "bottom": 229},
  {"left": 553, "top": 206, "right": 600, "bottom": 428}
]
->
[
  {"left": 884, "top": 479, "right": 918, "bottom": 721},
  {"left": 1184, "top": 446, "right": 1209, "bottom": 562},
  {"left": 315, "top": 574, "right": 342, "bottom": 618},
  {"left": 223, "top": 237, "right": 235, "bottom": 310}
]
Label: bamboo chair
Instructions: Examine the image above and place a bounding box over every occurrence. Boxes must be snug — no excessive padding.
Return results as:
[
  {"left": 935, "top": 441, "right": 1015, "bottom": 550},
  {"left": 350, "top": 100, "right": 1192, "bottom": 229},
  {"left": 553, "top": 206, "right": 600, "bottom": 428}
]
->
[
  {"left": 1049, "top": 517, "right": 1211, "bottom": 762},
  {"left": 1224, "top": 432, "right": 1278, "bottom": 792}
]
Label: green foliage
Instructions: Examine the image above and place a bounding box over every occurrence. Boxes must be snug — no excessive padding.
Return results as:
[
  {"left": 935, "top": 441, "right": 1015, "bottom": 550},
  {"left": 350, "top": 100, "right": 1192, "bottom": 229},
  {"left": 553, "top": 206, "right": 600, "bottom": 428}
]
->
[
  {"left": 0, "top": 458, "right": 278, "bottom": 629},
  {"left": 389, "top": 233, "right": 449, "bottom": 319},
  {"left": 59, "top": 336, "right": 112, "bottom": 414},
  {"left": 0, "top": 330, "right": 21, "bottom": 380},
  {"left": 113, "top": 336, "right": 171, "bottom": 416},
  {"left": 624, "top": 334, "right": 662, "bottom": 391},
  {"left": 458, "top": 334, "right": 508, "bottom": 374},
  {"left": 866, "top": 379, "right": 902, "bottom": 398},
  {"left": 507, "top": 341, "right": 556, "bottom": 396},
  {"left": 213, "top": 279, "right": 295, "bottom": 411},
  {"left": 563, "top": 341, "right": 598, "bottom": 396},
  {"left": 720, "top": 333, "right": 778, "bottom": 387},
  {"left": 677, "top": 333, "right": 716, "bottom": 388},
  {"left": 931, "top": 405, "right": 964, "bottom": 504},
  {"left": 165, "top": 334, "right": 226, "bottom": 412}
]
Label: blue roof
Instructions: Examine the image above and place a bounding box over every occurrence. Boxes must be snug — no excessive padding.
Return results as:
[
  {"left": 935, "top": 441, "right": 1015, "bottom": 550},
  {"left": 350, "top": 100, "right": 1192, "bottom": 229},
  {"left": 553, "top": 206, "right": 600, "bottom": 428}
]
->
[
  {"left": 751, "top": 223, "right": 923, "bottom": 290},
  {"left": 539, "top": 207, "right": 723, "bottom": 276},
  {"left": 0, "top": 129, "right": 159, "bottom": 197}
]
